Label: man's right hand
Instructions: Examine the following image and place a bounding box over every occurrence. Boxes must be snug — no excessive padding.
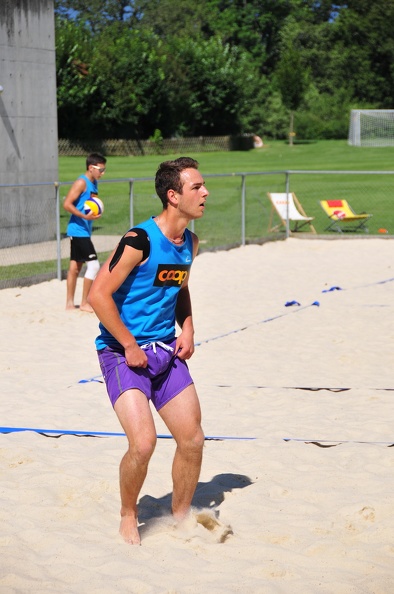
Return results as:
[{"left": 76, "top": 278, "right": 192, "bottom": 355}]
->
[{"left": 125, "top": 344, "right": 148, "bottom": 368}]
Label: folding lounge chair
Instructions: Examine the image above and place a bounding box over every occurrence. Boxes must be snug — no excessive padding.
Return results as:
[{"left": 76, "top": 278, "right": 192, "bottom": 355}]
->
[
  {"left": 319, "top": 200, "right": 372, "bottom": 233},
  {"left": 267, "top": 192, "right": 316, "bottom": 233}
]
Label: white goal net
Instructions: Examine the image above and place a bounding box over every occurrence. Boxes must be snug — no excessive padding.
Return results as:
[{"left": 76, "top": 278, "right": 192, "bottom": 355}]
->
[{"left": 348, "top": 110, "right": 394, "bottom": 146}]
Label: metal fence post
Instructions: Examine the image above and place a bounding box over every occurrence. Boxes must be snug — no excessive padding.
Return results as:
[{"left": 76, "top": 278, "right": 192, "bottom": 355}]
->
[
  {"left": 241, "top": 174, "right": 246, "bottom": 246},
  {"left": 285, "top": 171, "right": 290, "bottom": 238},
  {"left": 129, "top": 180, "right": 134, "bottom": 229},
  {"left": 55, "top": 182, "right": 62, "bottom": 280}
]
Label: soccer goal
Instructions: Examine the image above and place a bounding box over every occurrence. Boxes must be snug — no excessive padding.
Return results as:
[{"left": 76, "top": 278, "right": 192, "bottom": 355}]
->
[{"left": 348, "top": 109, "right": 394, "bottom": 146}]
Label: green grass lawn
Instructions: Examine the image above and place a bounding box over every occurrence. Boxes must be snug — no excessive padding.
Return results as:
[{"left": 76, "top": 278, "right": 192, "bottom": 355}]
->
[
  {"left": 59, "top": 140, "right": 394, "bottom": 244},
  {"left": 59, "top": 140, "right": 394, "bottom": 181},
  {"left": 3, "top": 140, "right": 394, "bottom": 288}
]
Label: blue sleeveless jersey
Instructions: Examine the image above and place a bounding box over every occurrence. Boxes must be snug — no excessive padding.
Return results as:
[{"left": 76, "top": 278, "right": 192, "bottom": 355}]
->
[
  {"left": 66, "top": 175, "right": 98, "bottom": 237},
  {"left": 95, "top": 217, "right": 194, "bottom": 349}
]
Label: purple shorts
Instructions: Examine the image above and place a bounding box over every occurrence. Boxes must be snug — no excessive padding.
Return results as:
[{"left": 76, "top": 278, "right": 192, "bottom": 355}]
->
[{"left": 97, "top": 339, "right": 193, "bottom": 410}]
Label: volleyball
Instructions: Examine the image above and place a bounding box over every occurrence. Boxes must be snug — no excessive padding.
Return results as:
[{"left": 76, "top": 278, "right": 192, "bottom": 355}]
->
[{"left": 84, "top": 197, "right": 104, "bottom": 216}]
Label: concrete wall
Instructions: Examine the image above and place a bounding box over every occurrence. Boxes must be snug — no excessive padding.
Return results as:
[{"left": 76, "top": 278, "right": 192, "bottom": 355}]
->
[{"left": 0, "top": 0, "right": 58, "bottom": 248}]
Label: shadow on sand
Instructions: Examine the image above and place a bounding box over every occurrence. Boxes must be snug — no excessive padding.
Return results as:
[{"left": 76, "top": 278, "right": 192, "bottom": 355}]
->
[{"left": 137, "top": 472, "right": 253, "bottom": 536}]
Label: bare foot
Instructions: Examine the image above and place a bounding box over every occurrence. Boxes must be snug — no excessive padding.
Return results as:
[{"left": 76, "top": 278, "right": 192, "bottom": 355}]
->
[
  {"left": 119, "top": 515, "right": 141, "bottom": 545},
  {"left": 65, "top": 304, "right": 77, "bottom": 311},
  {"left": 79, "top": 303, "right": 94, "bottom": 313}
]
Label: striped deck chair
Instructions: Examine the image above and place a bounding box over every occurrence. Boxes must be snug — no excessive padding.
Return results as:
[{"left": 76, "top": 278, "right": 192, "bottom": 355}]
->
[{"left": 267, "top": 192, "right": 316, "bottom": 233}]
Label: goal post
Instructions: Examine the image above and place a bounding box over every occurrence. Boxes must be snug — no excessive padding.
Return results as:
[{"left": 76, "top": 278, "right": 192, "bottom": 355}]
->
[{"left": 348, "top": 109, "right": 394, "bottom": 146}]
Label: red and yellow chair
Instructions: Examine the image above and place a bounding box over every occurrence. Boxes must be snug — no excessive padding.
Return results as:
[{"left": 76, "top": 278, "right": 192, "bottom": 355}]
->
[{"left": 319, "top": 200, "right": 372, "bottom": 233}]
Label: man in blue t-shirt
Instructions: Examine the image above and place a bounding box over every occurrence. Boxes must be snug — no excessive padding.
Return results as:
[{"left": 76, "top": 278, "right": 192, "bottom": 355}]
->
[
  {"left": 63, "top": 153, "right": 106, "bottom": 312},
  {"left": 88, "top": 157, "right": 209, "bottom": 545}
]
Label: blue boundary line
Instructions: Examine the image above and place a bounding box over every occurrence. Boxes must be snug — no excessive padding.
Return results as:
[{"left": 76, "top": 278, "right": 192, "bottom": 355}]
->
[
  {"left": 2, "top": 427, "right": 391, "bottom": 445},
  {"left": 78, "top": 277, "right": 394, "bottom": 383},
  {"left": 195, "top": 276, "right": 394, "bottom": 346},
  {"left": 195, "top": 302, "right": 319, "bottom": 346},
  {"left": 0, "top": 426, "right": 256, "bottom": 441},
  {"left": 284, "top": 437, "right": 394, "bottom": 446}
]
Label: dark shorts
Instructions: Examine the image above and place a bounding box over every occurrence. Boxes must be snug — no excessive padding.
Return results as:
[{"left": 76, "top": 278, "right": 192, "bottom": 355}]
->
[
  {"left": 97, "top": 340, "right": 193, "bottom": 410},
  {"left": 70, "top": 237, "right": 98, "bottom": 263}
]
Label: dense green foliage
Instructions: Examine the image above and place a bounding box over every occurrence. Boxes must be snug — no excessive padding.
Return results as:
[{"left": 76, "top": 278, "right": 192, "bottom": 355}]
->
[{"left": 55, "top": 1, "right": 394, "bottom": 141}]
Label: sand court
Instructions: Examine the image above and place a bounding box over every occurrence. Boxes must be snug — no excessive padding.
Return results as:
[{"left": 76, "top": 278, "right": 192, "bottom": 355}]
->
[{"left": 1, "top": 238, "right": 394, "bottom": 593}]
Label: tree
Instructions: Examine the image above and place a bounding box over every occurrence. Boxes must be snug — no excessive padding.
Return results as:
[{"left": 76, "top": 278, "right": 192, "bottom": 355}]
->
[
  {"left": 275, "top": 41, "right": 308, "bottom": 144},
  {"left": 54, "top": 0, "right": 141, "bottom": 32},
  {"left": 89, "top": 25, "right": 170, "bottom": 139},
  {"left": 132, "top": 0, "right": 206, "bottom": 39},
  {"left": 55, "top": 16, "right": 98, "bottom": 138},
  {"left": 328, "top": 1, "right": 394, "bottom": 107},
  {"left": 164, "top": 36, "right": 258, "bottom": 136},
  {"left": 203, "top": 0, "right": 293, "bottom": 74},
  {"left": 54, "top": 0, "right": 394, "bottom": 142}
]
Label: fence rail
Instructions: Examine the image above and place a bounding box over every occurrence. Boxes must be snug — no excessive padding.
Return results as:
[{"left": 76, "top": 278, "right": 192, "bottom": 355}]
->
[{"left": 1, "top": 170, "right": 393, "bottom": 289}]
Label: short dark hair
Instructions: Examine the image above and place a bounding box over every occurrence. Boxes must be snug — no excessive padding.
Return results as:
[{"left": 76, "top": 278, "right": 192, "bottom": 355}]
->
[
  {"left": 86, "top": 153, "right": 107, "bottom": 168},
  {"left": 155, "top": 157, "right": 199, "bottom": 207}
]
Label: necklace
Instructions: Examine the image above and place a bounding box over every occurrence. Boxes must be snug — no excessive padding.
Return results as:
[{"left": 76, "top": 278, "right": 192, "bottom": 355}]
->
[
  {"left": 155, "top": 217, "right": 185, "bottom": 244},
  {"left": 168, "top": 235, "right": 185, "bottom": 244}
]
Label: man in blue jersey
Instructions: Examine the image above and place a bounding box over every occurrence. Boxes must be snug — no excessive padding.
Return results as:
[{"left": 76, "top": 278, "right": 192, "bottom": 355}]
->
[
  {"left": 88, "top": 157, "right": 208, "bottom": 545},
  {"left": 63, "top": 153, "right": 106, "bottom": 312}
]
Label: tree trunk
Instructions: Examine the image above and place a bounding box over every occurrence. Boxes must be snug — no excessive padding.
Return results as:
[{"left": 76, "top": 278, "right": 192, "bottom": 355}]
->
[{"left": 289, "top": 111, "right": 294, "bottom": 146}]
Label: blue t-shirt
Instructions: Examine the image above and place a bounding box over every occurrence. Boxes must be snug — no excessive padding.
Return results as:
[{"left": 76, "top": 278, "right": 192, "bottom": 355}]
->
[
  {"left": 66, "top": 174, "right": 98, "bottom": 238},
  {"left": 95, "top": 217, "right": 194, "bottom": 349}
]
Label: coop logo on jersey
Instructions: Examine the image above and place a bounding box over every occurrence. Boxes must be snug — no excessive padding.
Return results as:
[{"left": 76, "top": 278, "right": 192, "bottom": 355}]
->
[{"left": 154, "top": 264, "right": 191, "bottom": 287}]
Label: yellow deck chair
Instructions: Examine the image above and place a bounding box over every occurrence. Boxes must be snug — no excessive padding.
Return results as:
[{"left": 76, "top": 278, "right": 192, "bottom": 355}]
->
[
  {"left": 319, "top": 200, "right": 372, "bottom": 233},
  {"left": 267, "top": 192, "right": 316, "bottom": 233}
]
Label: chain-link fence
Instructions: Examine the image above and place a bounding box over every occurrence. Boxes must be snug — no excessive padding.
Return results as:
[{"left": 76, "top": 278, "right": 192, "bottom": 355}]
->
[
  {"left": 58, "top": 135, "right": 254, "bottom": 157},
  {"left": 1, "top": 170, "right": 393, "bottom": 289}
]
